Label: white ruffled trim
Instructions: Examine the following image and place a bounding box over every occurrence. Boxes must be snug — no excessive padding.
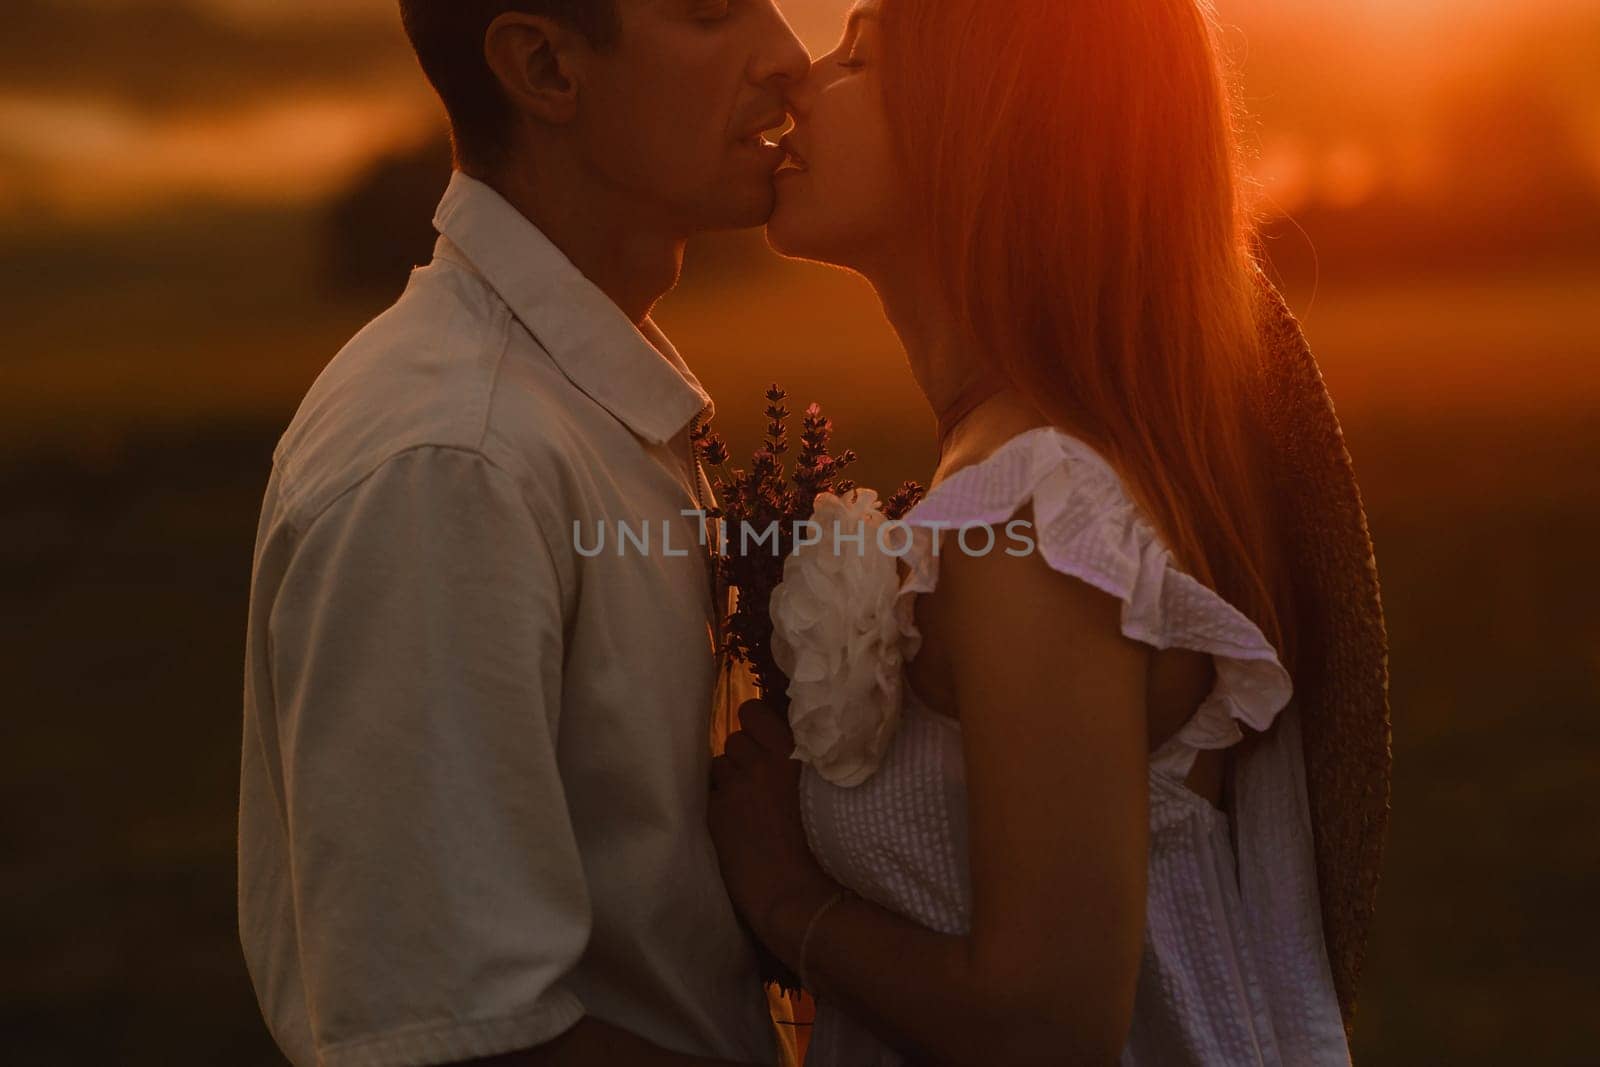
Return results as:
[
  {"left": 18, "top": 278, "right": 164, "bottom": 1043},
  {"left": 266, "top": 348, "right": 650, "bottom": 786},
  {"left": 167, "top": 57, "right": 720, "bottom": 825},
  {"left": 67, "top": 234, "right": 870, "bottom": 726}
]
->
[
  {"left": 771, "top": 489, "right": 924, "bottom": 788},
  {"left": 896, "top": 427, "right": 1293, "bottom": 778}
]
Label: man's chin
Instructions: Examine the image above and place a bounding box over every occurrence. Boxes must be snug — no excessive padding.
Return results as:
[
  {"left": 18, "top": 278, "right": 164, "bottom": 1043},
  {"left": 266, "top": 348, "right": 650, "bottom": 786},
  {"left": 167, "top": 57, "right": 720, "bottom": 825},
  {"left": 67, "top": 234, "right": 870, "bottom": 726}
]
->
[{"left": 691, "top": 180, "right": 778, "bottom": 233}]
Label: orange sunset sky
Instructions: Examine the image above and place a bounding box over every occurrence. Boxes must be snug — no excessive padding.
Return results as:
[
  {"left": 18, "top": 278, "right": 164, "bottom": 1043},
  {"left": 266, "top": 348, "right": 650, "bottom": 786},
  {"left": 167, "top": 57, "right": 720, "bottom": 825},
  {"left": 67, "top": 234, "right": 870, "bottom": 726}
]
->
[{"left": 2, "top": 0, "right": 1598, "bottom": 226}]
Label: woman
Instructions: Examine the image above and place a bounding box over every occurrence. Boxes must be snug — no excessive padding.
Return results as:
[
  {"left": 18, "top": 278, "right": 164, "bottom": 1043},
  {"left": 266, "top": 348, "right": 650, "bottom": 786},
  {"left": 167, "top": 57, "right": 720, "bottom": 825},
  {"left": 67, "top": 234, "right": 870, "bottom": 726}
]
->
[{"left": 708, "top": 0, "right": 1381, "bottom": 1063}]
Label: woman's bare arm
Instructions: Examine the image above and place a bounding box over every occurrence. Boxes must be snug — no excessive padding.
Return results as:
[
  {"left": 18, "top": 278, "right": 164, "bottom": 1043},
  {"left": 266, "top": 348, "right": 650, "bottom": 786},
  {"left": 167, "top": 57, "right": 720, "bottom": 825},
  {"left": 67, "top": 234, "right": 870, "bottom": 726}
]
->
[{"left": 748, "top": 524, "right": 1151, "bottom": 1065}]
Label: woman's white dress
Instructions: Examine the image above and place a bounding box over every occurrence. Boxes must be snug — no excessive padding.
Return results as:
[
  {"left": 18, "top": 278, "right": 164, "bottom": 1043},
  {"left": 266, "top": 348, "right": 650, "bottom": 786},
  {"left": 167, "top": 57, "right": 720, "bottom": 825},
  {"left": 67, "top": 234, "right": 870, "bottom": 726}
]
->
[{"left": 797, "top": 427, "right": 1351, "bottom": 1066}]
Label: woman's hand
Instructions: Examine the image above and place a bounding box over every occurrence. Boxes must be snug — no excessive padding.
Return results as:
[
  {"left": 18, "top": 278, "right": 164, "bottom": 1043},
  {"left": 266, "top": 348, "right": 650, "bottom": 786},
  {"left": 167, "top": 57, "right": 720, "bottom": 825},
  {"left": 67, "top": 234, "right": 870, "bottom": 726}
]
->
[{"left": 708, "top": 700, "right": 839, "bottom": 947}]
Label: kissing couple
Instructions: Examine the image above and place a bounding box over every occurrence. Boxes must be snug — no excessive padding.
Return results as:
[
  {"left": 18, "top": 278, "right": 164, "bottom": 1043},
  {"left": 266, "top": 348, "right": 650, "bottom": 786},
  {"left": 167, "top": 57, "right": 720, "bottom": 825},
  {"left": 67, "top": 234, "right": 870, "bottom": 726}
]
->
[{"left": 239, "top": 2, "right": 1390, "bottom": 1065}]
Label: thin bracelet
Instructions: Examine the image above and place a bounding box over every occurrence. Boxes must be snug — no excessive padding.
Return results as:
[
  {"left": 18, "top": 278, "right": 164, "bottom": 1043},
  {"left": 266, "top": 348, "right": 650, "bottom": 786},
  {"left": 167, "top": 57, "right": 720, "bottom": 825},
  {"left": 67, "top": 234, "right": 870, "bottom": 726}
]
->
[{"left": 798, "top": 889, "right": 850, "bottom": 993}]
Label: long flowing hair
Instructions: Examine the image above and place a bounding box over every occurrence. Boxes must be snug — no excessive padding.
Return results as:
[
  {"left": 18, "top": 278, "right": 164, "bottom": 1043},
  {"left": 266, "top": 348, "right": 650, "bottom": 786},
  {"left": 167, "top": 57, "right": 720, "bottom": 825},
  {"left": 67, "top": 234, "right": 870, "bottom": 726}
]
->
[{"left": 880, "top": 0, "right": 1297, "bottom": 680}]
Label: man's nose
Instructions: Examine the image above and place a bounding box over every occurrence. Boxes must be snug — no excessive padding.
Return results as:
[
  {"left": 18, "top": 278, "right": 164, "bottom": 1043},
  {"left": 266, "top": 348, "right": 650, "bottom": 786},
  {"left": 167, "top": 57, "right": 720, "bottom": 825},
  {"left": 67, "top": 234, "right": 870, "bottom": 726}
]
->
[
  {"left": 749, "top": 2, "right": 812, "bottom": 89},
  {"left": 781, "top": 62, "right": 818, "bottom": 120}
]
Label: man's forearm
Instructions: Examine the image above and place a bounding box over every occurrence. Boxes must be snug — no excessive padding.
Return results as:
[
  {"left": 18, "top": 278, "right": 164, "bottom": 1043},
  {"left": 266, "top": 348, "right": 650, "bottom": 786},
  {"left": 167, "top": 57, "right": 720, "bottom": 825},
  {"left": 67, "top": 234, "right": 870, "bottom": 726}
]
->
[{"left": 459, "top": 1016, "right": 756, "bottom": 1067}]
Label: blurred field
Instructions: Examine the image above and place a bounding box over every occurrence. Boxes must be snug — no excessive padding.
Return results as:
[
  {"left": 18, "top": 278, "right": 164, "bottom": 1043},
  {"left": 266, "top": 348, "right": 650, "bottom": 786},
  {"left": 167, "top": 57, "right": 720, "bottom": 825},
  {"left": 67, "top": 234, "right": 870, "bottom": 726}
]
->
[
  {"left": 3, "top": 198, "right": 1599, "bottom": 1061},
  {"left": 5, "top": 0, "right": 1600, "bottom": 1061}
]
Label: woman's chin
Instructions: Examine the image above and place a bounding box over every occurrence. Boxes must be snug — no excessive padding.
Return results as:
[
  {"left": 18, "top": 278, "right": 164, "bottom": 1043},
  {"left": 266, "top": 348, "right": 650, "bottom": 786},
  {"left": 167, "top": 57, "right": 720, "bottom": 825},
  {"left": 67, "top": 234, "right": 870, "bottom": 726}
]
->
[
  {"left": 764, "top": 214, "right": 809, "bottom": 262},
  {"left": 764, "top": 219, "right": 800, "bottom": 259}
]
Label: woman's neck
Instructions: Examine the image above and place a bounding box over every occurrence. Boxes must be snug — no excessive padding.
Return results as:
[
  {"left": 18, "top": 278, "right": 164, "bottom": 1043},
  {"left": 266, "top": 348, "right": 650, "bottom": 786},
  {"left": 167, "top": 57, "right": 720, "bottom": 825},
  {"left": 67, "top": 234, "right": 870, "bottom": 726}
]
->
[{"left": 868, "top": 260, "right": 1049, "bottom": 474}]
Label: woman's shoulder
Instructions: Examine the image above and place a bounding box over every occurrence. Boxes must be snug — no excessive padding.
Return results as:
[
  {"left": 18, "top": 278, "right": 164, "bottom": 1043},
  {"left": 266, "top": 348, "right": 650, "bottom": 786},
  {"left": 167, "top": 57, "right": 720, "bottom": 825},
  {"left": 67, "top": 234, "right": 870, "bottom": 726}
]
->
[
  {"left": 925, "top": 390, "right": 1111, "bottom": 485},
  {"left": 898, "top": 419, "right": 1293, "bottom": 747},
  {"left": 929, "top": 396, "right": 1057, "bottom": 483},
  {"left": 906, "top": 420, "right": 1127, "bottom": 537}
]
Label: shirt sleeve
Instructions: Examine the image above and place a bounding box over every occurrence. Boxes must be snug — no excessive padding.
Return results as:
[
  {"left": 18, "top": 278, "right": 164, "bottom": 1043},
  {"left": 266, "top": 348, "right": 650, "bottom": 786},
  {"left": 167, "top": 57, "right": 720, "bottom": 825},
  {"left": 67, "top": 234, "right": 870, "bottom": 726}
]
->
[{"left": 266, "top": 445, "right": 589, "bottom": 1066}]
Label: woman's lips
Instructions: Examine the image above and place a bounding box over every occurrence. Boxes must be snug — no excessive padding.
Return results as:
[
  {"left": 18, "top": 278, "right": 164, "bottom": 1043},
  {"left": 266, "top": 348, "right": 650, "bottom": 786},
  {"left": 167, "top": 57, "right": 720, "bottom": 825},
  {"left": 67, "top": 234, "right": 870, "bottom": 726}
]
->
[{"left": 777, "top": 135, "right": 810, "bottom": 175}]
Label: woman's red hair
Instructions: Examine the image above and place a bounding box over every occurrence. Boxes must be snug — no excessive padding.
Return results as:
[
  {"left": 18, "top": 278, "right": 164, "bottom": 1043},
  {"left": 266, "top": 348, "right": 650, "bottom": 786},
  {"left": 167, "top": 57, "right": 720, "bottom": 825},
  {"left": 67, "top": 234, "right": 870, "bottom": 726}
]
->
[{"left": 880, "top": 0, "right": 1297, "bottom": 678}]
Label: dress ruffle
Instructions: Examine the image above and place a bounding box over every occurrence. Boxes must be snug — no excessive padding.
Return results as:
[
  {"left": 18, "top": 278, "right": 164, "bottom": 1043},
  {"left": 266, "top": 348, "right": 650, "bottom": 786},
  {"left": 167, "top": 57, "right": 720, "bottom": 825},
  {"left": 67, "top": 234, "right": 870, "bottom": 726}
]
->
[
  {"left": 895, "top": 426, "right": 1293, "bottom": 777},
  {"left": 802, "top": 427, "right": 1348, "bottom": 1066}
]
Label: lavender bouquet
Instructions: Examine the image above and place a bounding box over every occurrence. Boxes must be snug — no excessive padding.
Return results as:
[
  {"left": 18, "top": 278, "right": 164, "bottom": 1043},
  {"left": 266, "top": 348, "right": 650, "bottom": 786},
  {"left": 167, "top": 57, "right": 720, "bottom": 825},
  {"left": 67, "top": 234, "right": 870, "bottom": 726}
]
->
[
  {"left": 693, "top": 386, "right": 925, "bottom": 711},
  {"left": 694, "top": 387, "right": 923, "bottom": 995}
]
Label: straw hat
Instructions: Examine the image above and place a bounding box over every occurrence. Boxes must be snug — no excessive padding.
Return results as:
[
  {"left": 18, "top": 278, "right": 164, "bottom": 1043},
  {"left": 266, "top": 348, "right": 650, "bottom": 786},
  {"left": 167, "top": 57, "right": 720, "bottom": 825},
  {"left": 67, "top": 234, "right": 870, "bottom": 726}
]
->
[{"left": 1250, "top": 267, "right": 1394, "bottom": 1034}]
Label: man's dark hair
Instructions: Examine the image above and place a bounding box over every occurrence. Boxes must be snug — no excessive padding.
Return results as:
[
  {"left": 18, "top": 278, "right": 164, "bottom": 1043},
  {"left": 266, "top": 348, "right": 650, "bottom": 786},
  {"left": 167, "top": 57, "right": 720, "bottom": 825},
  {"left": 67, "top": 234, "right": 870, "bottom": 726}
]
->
[{"left": 399, "top": 1, "right": 621, "bottom": 171}]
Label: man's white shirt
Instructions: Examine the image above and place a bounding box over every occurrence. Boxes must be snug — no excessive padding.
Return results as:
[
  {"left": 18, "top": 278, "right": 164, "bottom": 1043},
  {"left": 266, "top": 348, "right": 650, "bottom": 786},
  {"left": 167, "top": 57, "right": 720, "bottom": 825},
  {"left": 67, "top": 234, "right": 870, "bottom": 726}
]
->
[{"left": 238, "top": 171, "right": 776, "bottom": 1066}]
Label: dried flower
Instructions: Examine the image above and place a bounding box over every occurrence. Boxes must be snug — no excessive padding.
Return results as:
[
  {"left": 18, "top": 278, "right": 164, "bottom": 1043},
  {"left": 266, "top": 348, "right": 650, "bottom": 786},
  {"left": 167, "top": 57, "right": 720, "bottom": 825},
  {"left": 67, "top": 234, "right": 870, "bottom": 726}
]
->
[
  {"left": 696, "top": 387, "right": 925, "bottom": 993},
  {"left": 697, "top": 389, "right": 927, "bottom": 705}
]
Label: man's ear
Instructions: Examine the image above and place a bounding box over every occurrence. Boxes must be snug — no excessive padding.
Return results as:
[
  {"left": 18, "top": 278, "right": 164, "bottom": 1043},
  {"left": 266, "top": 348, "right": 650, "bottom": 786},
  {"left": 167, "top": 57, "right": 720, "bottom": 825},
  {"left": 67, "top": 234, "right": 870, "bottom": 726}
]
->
[{"left": 483, "top": 12, "right": 584, "bottom": 125}]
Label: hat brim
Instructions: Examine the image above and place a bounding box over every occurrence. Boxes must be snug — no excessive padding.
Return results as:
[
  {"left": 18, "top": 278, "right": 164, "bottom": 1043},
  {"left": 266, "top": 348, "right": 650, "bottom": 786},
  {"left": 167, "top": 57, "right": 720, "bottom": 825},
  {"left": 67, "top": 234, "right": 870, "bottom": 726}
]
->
[{"left": 1252, "top": 267, "right": 1394, "bottom": 1035}]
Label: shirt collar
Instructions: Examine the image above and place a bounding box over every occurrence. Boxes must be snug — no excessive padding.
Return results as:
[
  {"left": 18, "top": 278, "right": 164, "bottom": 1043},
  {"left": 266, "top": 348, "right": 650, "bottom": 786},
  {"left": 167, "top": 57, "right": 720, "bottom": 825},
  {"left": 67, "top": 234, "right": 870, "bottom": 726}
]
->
[{"left": 433, "top": 170, "right": 714, "bottom": 446}]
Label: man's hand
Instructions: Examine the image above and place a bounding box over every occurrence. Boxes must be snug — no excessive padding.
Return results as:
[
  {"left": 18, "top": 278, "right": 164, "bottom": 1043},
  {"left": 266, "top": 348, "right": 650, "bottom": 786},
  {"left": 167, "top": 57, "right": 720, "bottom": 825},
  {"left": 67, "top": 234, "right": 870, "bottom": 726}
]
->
[{"left": 708, "top": 701, "right": 839, "bottom": 945}]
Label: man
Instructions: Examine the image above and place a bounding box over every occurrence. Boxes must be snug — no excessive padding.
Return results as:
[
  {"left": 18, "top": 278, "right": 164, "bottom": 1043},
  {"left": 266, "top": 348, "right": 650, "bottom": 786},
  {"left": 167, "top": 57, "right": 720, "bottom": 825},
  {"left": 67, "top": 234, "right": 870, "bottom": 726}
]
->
[{"left": 238, "top": 2, "right": 809, "bottom": 1064}]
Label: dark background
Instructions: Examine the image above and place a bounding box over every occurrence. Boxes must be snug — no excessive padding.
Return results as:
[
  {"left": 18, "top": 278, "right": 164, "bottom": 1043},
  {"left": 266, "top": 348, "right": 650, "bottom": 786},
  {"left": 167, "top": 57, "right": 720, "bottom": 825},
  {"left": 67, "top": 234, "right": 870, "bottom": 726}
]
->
[{"left": 3, "top": 1, "right": 1599, "bottom": 1062}]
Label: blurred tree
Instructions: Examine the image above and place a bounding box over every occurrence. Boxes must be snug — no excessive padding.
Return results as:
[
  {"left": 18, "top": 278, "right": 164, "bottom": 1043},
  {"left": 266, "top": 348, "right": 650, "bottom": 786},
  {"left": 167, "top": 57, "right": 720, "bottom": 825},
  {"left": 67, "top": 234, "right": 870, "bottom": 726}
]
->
[{"left": 321, "top": 135, "right": 453, "bottom": 297}]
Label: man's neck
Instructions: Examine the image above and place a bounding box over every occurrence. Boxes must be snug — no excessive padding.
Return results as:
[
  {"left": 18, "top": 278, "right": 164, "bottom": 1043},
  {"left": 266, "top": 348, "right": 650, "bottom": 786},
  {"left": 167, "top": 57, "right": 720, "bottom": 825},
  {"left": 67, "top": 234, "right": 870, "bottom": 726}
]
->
[{"left": 471, "top": 162, "right": 686, "bottom": 326}]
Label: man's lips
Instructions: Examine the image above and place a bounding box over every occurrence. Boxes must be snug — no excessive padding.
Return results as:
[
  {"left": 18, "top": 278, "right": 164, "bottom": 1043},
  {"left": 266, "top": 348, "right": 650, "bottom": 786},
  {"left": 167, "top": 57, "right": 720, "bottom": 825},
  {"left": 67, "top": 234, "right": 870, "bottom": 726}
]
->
[
  {"left": 734, "top": 114, "right": 789, "bottom": 171},
  {"left": 736, "top": 112, "right": 789, "bottom": 148}
]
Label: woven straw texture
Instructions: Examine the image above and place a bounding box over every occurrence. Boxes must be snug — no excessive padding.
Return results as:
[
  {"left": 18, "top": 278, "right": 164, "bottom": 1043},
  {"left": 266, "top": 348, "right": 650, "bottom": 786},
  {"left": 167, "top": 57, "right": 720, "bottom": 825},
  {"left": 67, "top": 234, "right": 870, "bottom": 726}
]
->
[{"left": 1251, "top": 270, "right": 1393, "bottom": 1035}]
